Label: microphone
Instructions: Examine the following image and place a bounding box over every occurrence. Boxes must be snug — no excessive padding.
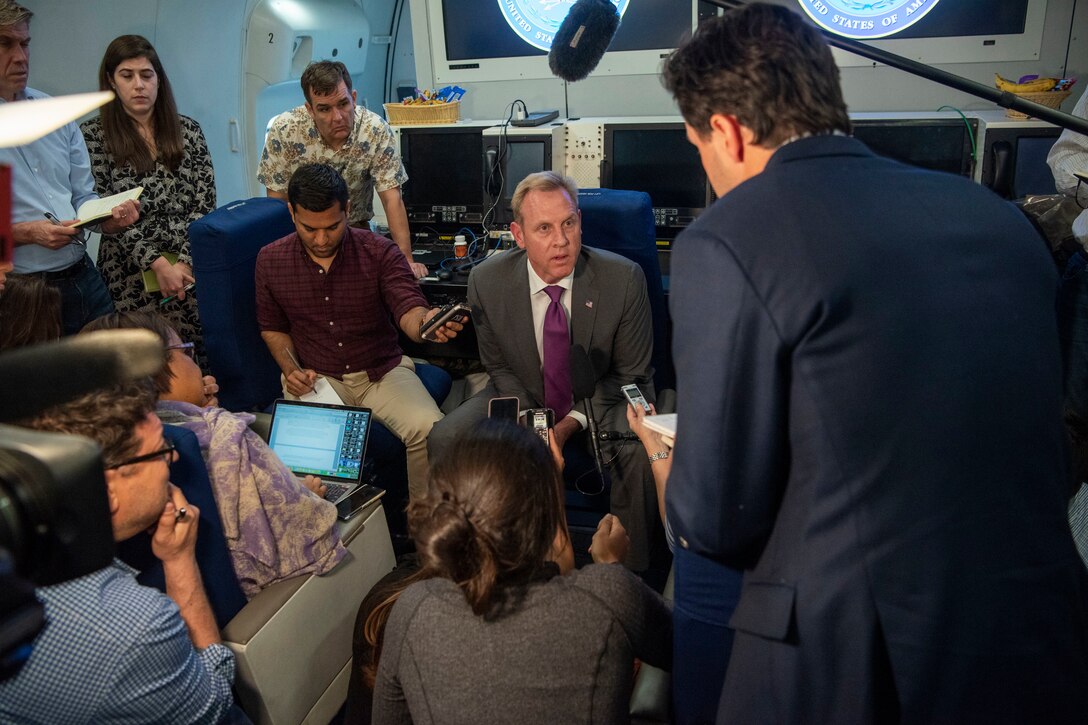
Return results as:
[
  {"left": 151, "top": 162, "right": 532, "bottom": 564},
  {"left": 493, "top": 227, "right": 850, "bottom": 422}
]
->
[
  {"left": 570, "top": 344, "right": 607, "bottom": 486},
  {"left": 0, "top": 330, "right": 166, "bottom": 422},
  {"left": 548, "top": 0, "right": 621, "bottom": 83}
]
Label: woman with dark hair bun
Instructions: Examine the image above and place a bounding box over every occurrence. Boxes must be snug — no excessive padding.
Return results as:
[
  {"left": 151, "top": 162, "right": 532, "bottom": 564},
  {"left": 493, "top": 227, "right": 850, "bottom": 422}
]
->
[
  {"left": 372, "top": 419, "right": 672, "bottom": 723},
  {"left": 81, "top": 34, "right": 216, "bottom": 368}
]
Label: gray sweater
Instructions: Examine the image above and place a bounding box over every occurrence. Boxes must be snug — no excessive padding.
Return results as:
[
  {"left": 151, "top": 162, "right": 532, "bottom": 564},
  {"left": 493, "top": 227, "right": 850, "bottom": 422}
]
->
[{"left": 372, "top": 564, "right": 672, "bottom": 724}]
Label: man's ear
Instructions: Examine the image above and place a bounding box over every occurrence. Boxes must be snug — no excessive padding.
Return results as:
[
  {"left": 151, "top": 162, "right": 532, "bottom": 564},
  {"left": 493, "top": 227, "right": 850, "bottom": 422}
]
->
[
  {"left": 351, "top": 89, "right": 358, "bottom": 105},
  {"left": 304, "top": 101, "right": 315, "bottom": 119},
  {"left": 708, "top": 113, "right": 747, "bottom": 165},
  {"left": 509, "top": 220, "right": 526, "bottom": 249}
]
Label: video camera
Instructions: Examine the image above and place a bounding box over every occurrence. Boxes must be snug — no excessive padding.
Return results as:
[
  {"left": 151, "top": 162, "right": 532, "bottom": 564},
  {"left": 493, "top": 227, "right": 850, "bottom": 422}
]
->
[{"left": 0, "top": 331, "right": 165, "bottom": 680}]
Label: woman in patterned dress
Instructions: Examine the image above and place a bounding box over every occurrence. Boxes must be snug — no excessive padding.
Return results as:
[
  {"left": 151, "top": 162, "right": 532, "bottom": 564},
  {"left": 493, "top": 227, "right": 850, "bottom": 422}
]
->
[{"left": 81, "top": 35, "right": 216, "bottom": 369}]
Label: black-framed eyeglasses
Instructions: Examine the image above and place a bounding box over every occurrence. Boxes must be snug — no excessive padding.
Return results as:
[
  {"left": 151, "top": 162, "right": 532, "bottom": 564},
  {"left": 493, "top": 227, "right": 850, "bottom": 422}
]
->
[
  {"left": 166, "top": 341, "right": 195, "bottom": 358},
  {"left": 106, "top": 440, "right": 176, "bottom": 470}
]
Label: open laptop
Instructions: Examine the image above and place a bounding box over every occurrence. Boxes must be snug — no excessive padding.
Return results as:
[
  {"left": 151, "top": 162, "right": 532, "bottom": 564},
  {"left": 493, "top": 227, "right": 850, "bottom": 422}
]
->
[{"left": 267, "top": 399, "right": 384, "bottom": 520}]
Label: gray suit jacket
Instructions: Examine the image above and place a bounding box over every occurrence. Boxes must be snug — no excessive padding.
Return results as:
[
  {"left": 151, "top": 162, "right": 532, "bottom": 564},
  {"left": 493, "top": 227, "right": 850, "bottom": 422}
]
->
[
  {"left": 428, "top": 246, "right": 658, "bottom": 568},
  {"left": 468, "top": 246, "right": 655, "bottom": 432}
]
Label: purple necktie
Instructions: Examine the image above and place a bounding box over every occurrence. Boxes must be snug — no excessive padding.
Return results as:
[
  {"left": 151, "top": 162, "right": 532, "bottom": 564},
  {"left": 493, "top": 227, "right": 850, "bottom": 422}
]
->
[{"left": 542, "top": 285, "right": 572, "bottom": 420}]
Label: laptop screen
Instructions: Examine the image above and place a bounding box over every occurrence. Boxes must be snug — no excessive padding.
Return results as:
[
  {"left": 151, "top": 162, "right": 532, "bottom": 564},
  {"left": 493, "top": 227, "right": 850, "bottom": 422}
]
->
[{"left": 267, "top": 400, "right": 370, "bottom": 483}]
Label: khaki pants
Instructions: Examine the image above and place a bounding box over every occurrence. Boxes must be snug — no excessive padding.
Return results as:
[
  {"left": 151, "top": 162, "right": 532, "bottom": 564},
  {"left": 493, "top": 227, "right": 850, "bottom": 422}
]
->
[{"left": 284, "top": 356, "right": 443, "bottom": 500}]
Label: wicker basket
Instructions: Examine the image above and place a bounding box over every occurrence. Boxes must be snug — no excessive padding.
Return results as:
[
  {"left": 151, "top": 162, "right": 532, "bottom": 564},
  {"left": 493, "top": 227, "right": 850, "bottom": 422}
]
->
[
  {"left": 383, "top": 100, "right": 461, "bottom": 126},
  {"left": 1004, "top": 89, "right": 1072, "bottom": 119}
]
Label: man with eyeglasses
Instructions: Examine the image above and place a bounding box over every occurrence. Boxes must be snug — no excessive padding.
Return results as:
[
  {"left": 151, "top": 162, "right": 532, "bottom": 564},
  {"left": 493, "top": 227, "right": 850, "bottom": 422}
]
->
[{"left": 0, "top": 378, "right": 239, "bottom": 723}]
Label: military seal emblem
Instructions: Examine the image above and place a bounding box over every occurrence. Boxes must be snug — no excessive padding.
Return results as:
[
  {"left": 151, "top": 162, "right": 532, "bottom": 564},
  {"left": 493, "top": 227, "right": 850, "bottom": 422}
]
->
[
  {"left": 498, "top": 0, "right": 631, "bottom": 52},
  {"left": 796, "top": 0, "right": 942, "bottom": 40}
]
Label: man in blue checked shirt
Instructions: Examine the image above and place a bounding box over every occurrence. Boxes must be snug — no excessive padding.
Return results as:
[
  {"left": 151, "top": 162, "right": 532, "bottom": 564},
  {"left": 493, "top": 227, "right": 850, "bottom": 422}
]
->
[{"left": 0, "top": 379, "right": 238, "bottom": 724}]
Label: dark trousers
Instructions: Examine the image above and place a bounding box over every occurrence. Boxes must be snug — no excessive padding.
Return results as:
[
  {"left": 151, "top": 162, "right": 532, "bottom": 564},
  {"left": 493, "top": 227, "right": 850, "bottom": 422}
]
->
[
  {"left": 38, "top": 254, "right": 116, "bottom": 335},
  {"left": 672, "top": 545, "right": 742, "bottom": 725}
]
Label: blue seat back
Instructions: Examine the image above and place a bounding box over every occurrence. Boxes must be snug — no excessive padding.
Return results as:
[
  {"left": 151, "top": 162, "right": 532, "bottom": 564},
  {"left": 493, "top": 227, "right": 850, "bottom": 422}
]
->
[
  {"left": 190, "top": 197, "right": 296, "bottom": 412},
  {"left": 577, "top": 189, "right": 673, "bottom": 390},
  {"left": 116, "top": 424, "right": 248, "bottom": 627}
]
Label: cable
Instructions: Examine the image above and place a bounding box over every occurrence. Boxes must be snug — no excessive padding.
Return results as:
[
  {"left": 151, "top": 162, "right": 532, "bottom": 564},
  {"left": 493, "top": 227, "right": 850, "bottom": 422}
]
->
[
  {"left": 936, "top": 104, "right": 977, "bottom": 165},
  {"left": 482, "top": 100, "right": 521, "bottom": 235},
  {"left": 383, "top": 0, "right": 404, "bottom": 105}
]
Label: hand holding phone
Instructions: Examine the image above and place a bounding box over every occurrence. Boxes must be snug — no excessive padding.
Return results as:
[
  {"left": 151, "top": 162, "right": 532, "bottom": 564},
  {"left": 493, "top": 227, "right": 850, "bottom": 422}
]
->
[
  {"left": 420, "top": 302, "right": 472, "bottom": 342},
  {"left": 621, "top": 384, "right": 651, "bottom": 413}
]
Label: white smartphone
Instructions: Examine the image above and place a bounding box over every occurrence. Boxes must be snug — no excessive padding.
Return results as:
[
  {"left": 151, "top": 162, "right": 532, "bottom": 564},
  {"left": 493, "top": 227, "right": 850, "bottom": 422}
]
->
[
  {"left": 621, "top": 384, "right": 651, "bottom": 413},
  {"left": 488, "top": 396, "right": 520, "bottom": 422}
]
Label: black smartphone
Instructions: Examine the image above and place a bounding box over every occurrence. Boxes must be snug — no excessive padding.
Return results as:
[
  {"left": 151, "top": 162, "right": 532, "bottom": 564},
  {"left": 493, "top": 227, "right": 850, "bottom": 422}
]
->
[
  {"left": 621, "top": 384, "right": 651, "bottom": 413},
  {"left": 488, "top": 396, "right": 520, "bottom": 422},
  {"left": 524, "top": 407, "right": 555, "bottom": 445},
  {"left": 420, "top": 302, "right": 472, "bottom": 341}
]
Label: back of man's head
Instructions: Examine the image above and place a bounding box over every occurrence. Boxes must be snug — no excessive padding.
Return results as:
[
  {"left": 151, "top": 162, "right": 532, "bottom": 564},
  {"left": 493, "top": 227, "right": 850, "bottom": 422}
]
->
[
  {"left": 511, "top": 170, "right": 579, "bottom": 224},
  {"left": 301, "top": 60, "right": 353, "bottom": 104},
  {"left": 287, "top": 163, "right": 349, "bottom": 214},
  {"left": 663, "top": 2, "right": 850, "bottom": 147},
  {"left": 19, "top": 379, "right": 157, "bottom": 469},
  {"left": 0, "top": 0, "right": 32, "bottom": 28}
]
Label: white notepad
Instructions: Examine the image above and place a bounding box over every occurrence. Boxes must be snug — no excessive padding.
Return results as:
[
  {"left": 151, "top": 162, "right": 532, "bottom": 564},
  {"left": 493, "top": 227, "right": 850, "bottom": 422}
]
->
[
  {"left": 74, "top": 186, "right": 143, "bottom": 228},
  {"left": 642, "top": 413, "right": 676, "bottom": 448}
]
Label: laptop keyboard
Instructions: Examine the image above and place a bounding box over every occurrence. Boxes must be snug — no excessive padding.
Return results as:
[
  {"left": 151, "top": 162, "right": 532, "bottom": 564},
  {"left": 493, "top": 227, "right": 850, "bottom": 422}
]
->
[{"left": 323, "top": 482, "right": 352, "bottom": 503}]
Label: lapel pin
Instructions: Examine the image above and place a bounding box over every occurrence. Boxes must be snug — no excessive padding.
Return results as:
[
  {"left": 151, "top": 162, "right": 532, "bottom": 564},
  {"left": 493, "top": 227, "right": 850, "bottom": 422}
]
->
[{"left": 585, "top": 300, "right": 593, "bottom": 309}]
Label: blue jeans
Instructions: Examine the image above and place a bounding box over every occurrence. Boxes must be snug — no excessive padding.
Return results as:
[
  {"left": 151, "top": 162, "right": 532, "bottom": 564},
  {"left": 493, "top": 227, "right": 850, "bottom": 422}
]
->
[
  {"left": 1058, "top": 251, "right": 1088, "bottom": 417},
  {"left": 671, "top": 545, "right": 742, "bottom": 725},
  {"left": 43, "top": 254, "right": 116, "bottom": 335}
]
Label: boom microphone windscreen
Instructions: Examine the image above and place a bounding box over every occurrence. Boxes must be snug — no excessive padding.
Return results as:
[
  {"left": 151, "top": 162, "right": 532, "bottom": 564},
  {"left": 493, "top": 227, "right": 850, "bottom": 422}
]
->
[
  {"left": 548, "top": 0, "right": 621, "bottom": 83},
  {"left": 0, "top": 329, "right": 165, "bottom": 422}
]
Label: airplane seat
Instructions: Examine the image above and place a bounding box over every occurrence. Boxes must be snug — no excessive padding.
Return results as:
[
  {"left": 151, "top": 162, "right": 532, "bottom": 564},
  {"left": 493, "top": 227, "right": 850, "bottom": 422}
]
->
[
  {"left": 223, "top": 500, "right": 396, "bottom": 724},
  {"left": 189, "top": 197, "right": 451, "bottom": 540},
  {"left": 116, "top": 423, "right": 248, "bottom": 628},
  {"left": 188, "top": 196, "right": 451, "bottom": 410},
  {"left": 564, "top": 190, "right": 676, "bottom": 526},
  {"left": 577, "top": 188, "right": 674, "bottom": 392}
]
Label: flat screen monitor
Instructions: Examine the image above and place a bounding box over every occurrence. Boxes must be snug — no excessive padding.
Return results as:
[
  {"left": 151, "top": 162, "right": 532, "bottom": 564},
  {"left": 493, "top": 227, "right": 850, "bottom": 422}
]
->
[
  {"left": 400, "top": 127, "right": 486, "bottom": 226},
  {"left": 781, "top": 0, "right": 1047, "bottom": 66},
  {"left": 426, "top": 0, "right": 698, "bottom": 83},
  {"left": 978, "top": 125, "right": 1061, "bottom": 199},
  {"left": 852, "top": 118, "right": 977, "bottom": 178},
  {"left": 486, "top": 135, "right": 552, "bottom": 226},
  {"left": 602, "top": 124, "right": 709, "bottom": 238}
]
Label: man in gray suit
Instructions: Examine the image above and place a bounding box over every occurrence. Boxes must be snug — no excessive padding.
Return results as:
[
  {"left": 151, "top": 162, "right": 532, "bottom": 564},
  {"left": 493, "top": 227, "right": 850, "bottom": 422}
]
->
[{"left": 429, "top": 171, "right": 660, "bottom": 571}]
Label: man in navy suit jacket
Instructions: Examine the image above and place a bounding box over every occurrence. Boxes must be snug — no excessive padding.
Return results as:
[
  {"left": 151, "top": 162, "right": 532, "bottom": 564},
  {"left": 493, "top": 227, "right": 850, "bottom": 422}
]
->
[{"left": 662, "top": 4, "right": 1088, "bottom": 722}]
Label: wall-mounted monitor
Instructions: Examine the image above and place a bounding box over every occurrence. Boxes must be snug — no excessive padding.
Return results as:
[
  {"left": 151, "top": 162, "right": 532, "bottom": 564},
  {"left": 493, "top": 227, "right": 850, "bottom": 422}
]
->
[
  {"left": 601, "top": 122, "right": 710, "bottom": 241},
  {"left": 974, "top": 113, "right": 1061, "bottom": 199},
  {"left": 398, "top": 126, "right": 488, "bottom": 227},
  {"left": 851, "top": 114, "right": 978, "bottom": 178},
  {"left": 482, "top": 124, "right": 566, "bottom": 227},
  {"left": 786, "top": 0, "right": 1049, "bottom": 66},
  {"left": 425, "top": 0, "right": 698, "bottom": 83}
]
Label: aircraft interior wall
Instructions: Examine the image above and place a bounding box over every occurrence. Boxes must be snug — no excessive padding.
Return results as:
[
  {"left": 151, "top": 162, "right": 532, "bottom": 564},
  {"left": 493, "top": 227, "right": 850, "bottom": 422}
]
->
[{"left": 20, "top": 0, "right": 1087, "bottom": 215}]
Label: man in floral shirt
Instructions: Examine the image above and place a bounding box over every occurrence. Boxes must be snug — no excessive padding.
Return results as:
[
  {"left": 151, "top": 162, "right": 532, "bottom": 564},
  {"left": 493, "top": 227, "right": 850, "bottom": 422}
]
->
[{"left": 258, "top": 60, "right": 426, "bottom": 278}]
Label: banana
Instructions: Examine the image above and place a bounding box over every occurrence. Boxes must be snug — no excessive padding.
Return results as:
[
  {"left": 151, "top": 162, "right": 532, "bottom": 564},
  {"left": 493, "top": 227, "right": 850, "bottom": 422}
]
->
[{"left": 995, "top": 73, "right": 1059, "bottom": 93}]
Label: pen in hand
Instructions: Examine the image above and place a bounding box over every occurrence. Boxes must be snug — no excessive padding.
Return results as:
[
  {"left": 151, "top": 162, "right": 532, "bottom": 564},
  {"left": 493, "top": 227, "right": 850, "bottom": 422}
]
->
[
  {"left": 159, "top": 282, "right": 196, "bottom": 306},
  {"left": 43, "top": 212, "right": 86, "bottom": 246},
  {"left": 283, "top": 348, "right": 315, "bottom": 394}
]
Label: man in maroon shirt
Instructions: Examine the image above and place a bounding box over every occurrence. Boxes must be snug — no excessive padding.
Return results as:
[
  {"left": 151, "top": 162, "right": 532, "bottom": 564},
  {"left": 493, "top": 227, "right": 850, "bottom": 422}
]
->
[{"left": 256, "top": 164, "right": 463, "bottom": 499}]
